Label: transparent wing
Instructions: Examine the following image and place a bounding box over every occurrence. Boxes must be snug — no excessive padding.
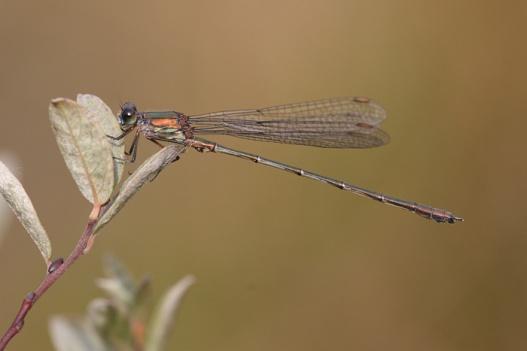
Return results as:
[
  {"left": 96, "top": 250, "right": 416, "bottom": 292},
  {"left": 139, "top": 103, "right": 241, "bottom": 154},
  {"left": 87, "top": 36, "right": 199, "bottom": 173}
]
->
[{"left": 189, "top": 97, "right": 389, "bottom": 148}]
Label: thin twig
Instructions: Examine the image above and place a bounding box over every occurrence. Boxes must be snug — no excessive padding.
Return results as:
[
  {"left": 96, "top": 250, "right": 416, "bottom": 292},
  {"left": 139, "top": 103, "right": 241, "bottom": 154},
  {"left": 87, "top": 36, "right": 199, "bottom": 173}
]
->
[
  {"left": 0, "top": 204, "right": 101, "bottom": 351},
  {"left": 0, "top": 145, "right": 185, "bottom": 350}
]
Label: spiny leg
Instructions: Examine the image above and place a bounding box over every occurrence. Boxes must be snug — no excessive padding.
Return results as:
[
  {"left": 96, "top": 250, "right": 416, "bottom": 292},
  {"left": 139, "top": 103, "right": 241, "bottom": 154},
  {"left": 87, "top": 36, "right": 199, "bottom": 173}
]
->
[
  {"left": 127, "top": 130, "right": 141, "bottom": 163},
  {"left": 107, "top": 127, "right": 133, "bottom": 141},
  {"left": 147, "top": 138, "right": 165, "bottom": 149}
]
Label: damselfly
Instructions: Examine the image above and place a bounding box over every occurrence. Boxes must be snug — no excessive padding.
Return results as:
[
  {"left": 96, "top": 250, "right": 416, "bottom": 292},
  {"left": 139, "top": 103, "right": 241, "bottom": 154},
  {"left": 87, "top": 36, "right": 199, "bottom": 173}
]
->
[{"left": 111, "top": 97, "right": 462, "bottom": 223}]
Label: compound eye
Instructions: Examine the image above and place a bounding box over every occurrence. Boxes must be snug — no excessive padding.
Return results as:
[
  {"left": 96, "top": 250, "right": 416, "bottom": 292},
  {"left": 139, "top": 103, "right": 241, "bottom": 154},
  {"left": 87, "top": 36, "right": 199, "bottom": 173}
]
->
[{"left": 119, "top": 102, "right": 138, "bottom": 126}]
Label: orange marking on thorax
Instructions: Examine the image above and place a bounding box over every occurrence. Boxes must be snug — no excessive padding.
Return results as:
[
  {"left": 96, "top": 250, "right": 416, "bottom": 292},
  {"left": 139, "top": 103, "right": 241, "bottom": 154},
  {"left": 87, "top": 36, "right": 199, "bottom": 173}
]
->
[{"left": 150, "top": 119, "right": 182, "bottom": 128}]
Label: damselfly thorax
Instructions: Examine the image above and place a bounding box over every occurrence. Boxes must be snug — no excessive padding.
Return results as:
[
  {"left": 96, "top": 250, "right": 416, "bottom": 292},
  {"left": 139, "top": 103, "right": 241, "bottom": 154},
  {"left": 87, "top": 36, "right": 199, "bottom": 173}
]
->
[{"left": 137, "top": 112, "right": 193, "bottom": 144}]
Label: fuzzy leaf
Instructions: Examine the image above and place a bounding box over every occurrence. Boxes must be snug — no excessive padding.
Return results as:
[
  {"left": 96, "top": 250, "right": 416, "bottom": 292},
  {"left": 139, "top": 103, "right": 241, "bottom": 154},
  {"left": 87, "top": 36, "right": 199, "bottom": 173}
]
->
[
  {"left": 0, "top": 152, "right": 20, "bottom": 244},
  {"left": 0, "top": 161, "right": 51, "bottom": 263},
  {"left": 0, "top": 193, "right": 8, "bottom": 244},
  {"left": 145, "top": 276, "right": 195, "bottom": 351},
  {"left": 102, "top": 255, "right": 136, "bottom": 294},
  {"left": 49, "top": 98, "right": 114, "bottom": 205},
  {"left": 77, "top": 94, "right": 125, "bottom": 188},
  {"left": 95, "top": 277, "right": 135, "bottom": 308},
  {"left": 86, "top": 298, "right": 117, "bottom": 332},
  {"left": 49, "top": 316, "right": 108, "bottom": 351},
  {"left": 94, "top": 145, "right": 185, "bottom": 234}
]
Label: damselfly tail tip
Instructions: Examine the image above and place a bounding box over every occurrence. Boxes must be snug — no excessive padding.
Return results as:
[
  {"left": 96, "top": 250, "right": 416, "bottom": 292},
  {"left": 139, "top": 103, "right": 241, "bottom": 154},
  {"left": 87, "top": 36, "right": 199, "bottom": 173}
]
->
[
  {"left": 441, "top": 213, "right": 463, "bottom": 224},
  {"left": 419, "top": 208, "right": 463, "bottom": 224},
  {"left": 450, "top": 215, "right": 464, "bottom": 224}
]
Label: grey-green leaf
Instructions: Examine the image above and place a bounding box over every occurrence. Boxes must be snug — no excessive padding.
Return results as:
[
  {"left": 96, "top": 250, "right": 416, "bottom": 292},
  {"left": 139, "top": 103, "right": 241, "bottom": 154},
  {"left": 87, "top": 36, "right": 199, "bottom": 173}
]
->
[
  {"left": 0, "top": 161, "right": 51, "bottom": 264},
  {"left": 76, "top": 94, "right": 125, "bottom": 188},
  {"left": 95, "top": 277, "right": 135, "bottom": 311},
  {"left": 0, "top": 152, "right": 20, "bottom": 245},
  {"left": 102, "top": 255, "right": 136, "bottom": 295},
  {"left": 94, "top": 145, "right": 186, "bottom": 234},
  {"left": 0, "top": 192, "right": 7, "bottom": 245},
  {"left": 49, "top": 316, "right": 108, "bottom": 351},
  {"left": 145, "top": 275, "right": 195, "bottom": 351},
  {"left": 86, "top": 298, "right": 117, "bottom": 333},
  {"left": 49, "top": 98, "right": 114, "bottom": 205}
]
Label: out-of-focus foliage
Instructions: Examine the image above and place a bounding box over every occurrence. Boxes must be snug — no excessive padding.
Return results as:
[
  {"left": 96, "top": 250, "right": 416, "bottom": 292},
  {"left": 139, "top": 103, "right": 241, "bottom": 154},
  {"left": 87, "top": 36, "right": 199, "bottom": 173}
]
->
[{"left": 49, "top": 256, "right": 194, "bottom": 351}]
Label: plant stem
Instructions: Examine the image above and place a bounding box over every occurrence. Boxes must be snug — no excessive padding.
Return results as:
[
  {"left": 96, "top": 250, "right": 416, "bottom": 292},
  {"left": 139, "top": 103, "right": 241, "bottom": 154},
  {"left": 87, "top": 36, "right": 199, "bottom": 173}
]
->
[{"left": 0, "top": 204, "right": 101, "bottom": 351}]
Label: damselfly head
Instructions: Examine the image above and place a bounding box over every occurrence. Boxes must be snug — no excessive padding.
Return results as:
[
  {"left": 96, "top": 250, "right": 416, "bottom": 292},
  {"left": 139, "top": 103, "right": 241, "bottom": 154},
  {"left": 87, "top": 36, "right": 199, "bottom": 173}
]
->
[{"left": 119, "top": 102, "right": 138, "bottom": 126}]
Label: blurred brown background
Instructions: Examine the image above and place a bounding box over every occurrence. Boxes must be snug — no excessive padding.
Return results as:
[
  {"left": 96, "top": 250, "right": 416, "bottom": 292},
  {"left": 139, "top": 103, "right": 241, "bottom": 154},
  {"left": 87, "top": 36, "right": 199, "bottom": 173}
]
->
[{"left": 0, "top": 0, "right": 526, "bottom": 350}]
